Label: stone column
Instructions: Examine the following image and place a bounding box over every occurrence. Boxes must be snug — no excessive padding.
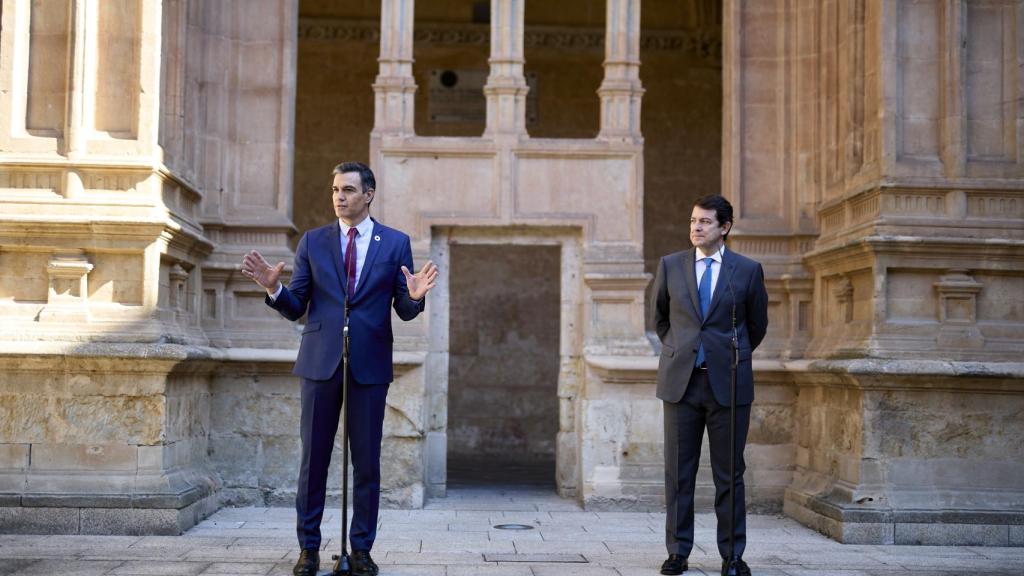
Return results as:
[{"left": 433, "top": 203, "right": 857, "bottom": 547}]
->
[
  {"left": 778, "top": 0, "right": 1024, "bottom": 545},
  {"left": 372, "top": 0, "right": 417, "bottom": 139},
  {"left": 597, "top": 0, "right": 643, "bottom": 142},
  {"left": 483, "top": 0, "right": 528, "bottom": 138}
]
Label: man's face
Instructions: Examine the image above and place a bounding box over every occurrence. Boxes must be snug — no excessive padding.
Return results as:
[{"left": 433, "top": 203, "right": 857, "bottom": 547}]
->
[
  {"left": 332, "top": 171, "right": 374, "bottom": 224},
  {"left": 689, "top": 205, "right": 729, "bottom": 252}
]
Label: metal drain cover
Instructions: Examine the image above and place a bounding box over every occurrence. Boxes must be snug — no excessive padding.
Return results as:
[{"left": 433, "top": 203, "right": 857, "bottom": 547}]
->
[
  {"left": 483, "top": 553, "right": 588, "bottom": 563},
  {"left": 492, "top": 523, "right": 535, "bottom": 530}
]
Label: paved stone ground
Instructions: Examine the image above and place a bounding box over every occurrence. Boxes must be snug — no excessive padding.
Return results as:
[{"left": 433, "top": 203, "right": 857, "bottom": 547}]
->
[{"left": 1, "top": 487, "right": 1022, "bottom": 575}]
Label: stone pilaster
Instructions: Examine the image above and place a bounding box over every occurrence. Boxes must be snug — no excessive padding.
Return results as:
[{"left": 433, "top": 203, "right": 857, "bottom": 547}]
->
[
  {"left": 483, "top": 0, "right": 529, "bottom": 138},
  {"left": 597, "top": 0, "right": 644, "bottom": 142},
  {"left": 722, "top": 0, "right": 817, "bottom": 360}
]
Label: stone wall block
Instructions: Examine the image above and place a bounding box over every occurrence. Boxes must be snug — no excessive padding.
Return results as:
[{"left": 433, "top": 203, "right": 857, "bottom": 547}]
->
[
  {"left": 59, "top": 395, "right": 165, "bottom": 445},
  {"left": 25, "top": 472, "right": 135, "bottom": 496},
  {"left": 748, "top": 403, "right": 796, "bottom": 445},
  {"left": 384, "top": 370, "right": 425, "bottom": 439},
  {"left": 0, "top": 396, "right": 54, "bottom": 444},
  {"left": 207, "top": 435, "right": 260, "bottom": 488},
  {"left": 137, "top": 445, "right": 164, "bottom": 472},
  {"left": 31, "top": 443, "right": 137, "bottom": 472},
  {"left": 0, "top": 444, "right": 29, "bottom": 469},
  {"left": 257, "top": 395, "right": 301, "bottom": 437},
  {"left": 210, "top": 390, "right": 259, "bottom": 435},
  {"left": 260, "top": 435, "right": 301, "bottom": 489}
]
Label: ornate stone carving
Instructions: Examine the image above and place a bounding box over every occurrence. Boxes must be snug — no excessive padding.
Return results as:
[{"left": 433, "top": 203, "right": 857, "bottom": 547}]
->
[
  {"left": 933, "top": 269, "right": 984, "bottom": 349},
  {"left": 832, "top": 275, "right": 854, "bottom": 324},
  {"left": 297, "top": 18, "right": 722, "bottom": 65},
  {"left": 39, "top": 250, "right": 93, "bottom": 322}
]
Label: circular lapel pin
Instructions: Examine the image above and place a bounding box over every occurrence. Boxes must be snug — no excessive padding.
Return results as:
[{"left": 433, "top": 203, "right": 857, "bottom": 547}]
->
[{"left": 374, "top": 235, "right": 381, "bottom": 242}]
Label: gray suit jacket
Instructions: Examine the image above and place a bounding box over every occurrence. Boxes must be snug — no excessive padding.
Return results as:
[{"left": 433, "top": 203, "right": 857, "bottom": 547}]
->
[{"left": 652, "top": 247, "right": 769, "bottom": 405}]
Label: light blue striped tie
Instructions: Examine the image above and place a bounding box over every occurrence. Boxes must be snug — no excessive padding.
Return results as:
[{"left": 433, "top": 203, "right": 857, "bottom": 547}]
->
[{"left": 695, "top": 257, "right": 714, "bottom": 367}]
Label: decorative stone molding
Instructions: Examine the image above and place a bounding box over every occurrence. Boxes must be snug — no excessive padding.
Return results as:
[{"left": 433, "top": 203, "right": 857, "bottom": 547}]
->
[
  {"left": 168, "top": 263, "right": 189, "bottom": 312},
  {"left": 582, "top": 271, "right": 652, "bottom": 355},
  {"left": 933, "top": 269, "right": 984, "bottom": 349},
  {"left": 297, "top": 18, "right": 722, "bottom": 65},
  {"left": 38, "top": 250, "right": 93, "bottom": 322},
  {"left": 832, "top": 275, "right": 854, "bottom": 324}
]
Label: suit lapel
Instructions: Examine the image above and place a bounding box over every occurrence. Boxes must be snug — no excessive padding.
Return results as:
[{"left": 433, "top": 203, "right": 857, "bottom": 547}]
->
[
  {"left": 681, "top": 248, "right": 701, "bottom": 320},
  {"left": 352, "top": 219, "right": 383, "bottom": 304},
  {"left": 705, "top": 248, "right": 736, "bottom": 322},
  {"left": 327, "top": 222, "right": 348, "bottom": 297}
]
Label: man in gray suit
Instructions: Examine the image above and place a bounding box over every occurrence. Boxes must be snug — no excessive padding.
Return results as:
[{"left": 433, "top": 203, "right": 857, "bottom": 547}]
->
[{"left": 652, "top": 195, "right": 768, "bottom": 576}]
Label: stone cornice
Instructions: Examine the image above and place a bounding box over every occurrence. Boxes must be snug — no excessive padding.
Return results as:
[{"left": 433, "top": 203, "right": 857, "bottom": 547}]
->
[
  {"left": 582, "top": 355, "right": 1024, "bottom": 389},
  {"left": 298, "top": 17, "right": 722, "bottom": 65},
  {"left": 0, "top": 341, "right": 426, "bottom": 367},
  {"left": 804, "top": 235, "right": 1024, "bottom": 268}
]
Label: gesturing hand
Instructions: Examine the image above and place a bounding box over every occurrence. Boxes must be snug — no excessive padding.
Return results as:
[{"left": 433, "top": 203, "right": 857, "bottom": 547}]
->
[
  {"left": 401, "top": 260, "right": 438, "bottom": 301},
  {"left": 241, "top": 250, "right": 285, "bottom": 295}
]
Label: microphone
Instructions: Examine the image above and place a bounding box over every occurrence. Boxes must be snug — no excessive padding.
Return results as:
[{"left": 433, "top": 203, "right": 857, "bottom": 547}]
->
[{"left": 720, "top": 245, "right": 739, "bottom": 351}]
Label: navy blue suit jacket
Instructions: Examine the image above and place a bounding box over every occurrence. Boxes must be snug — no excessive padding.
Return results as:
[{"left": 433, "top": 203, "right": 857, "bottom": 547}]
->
[
  {"left": 652, "top": 247, "right": 769, "bottom": 406},
  {"left": 266, "top": 218, "right": 424, "bottom": 384}
]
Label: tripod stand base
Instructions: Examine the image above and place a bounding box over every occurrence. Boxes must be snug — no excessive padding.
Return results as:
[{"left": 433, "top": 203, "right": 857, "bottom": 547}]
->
[{"left": 330, "top": 552, "right": 350, "bottom": 575}]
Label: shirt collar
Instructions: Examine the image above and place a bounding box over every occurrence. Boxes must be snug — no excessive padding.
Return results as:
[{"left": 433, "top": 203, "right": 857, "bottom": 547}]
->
[
  {"left": 339, "top": 216, "right": 374, "bottom": 238},
  {"left": 695, "top": 245, "right": 725, "bottom": 263}
]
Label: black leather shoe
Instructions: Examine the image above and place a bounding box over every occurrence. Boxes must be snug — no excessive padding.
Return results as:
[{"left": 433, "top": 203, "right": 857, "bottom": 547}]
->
[
  {"left": 660, "top": 554, "right": 688, "bottom": 575},
  {"left": 721, "top": 557, "right": 751, "bottom": 576},
  {"left": 350, "top": 550, "right": 379, "bottom": 576},
  {"left": 293, "top": 548, "right": 319, "bottom": 576}
]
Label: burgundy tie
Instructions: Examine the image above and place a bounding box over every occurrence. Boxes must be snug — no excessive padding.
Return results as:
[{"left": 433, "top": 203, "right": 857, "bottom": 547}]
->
[{"left": 344, "top": 227, "right": 358, "bottom": 295}]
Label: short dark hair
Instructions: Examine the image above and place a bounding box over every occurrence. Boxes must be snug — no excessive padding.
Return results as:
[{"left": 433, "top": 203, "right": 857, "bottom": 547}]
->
[
  {"left": 693, "top": 194, "right": 734, "bottom": 239},
  {"left": 332, "top": 161, "right": 376, "bottom": 194}
]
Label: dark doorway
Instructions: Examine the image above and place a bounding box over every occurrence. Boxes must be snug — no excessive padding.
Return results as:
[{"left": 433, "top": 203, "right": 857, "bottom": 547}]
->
[{"left": 447, "top": 244, "right": 561, "bottom": 487}]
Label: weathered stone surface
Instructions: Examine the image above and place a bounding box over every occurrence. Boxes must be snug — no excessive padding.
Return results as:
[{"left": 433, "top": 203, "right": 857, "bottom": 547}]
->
[
  {"left": 895, "top": 523, "right": 1009, "bottom": 547},
  {"left": 31, "top": 443, "right": 137, "bottom": 471},
  {"left": 1011, "top": 524, "right": 1024, "bottom": 547},
  {"left": 0, "top": 507, "right": 80, "bottom": 535},
  {"left": 80, "top": 508, "right": 184, "bottom": 536},
  {"left": 0, "top": 444, "right": 28, "bottom": 469}
]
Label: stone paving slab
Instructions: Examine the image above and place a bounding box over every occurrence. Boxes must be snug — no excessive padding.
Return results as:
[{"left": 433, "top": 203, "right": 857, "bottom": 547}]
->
[{"left": 1, "top": 487, "right": 1023, "bottom": 575}]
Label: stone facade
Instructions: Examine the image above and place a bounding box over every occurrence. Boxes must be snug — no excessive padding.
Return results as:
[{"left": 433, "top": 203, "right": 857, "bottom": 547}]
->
[{"left": 0, "top": 0, "right": 1022, "bottom": 546}]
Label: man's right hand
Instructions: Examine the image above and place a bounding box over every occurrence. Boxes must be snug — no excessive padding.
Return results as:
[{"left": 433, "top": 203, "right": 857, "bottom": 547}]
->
[{"left": 241, "top": 250, "right": 285, "bottom": 295}]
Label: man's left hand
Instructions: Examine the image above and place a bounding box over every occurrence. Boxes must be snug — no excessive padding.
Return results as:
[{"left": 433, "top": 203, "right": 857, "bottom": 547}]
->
[{"left": 402, "top": 260, "right": 438, "bottom": 301}]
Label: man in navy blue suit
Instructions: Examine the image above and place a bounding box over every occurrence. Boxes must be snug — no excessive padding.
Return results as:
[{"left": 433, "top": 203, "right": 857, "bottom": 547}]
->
[
  {"left": 652, "top": 195, "right": 768, "bottom": 576},
  {"left": 241, "top": 161, "right": 437, "bottom": 576}
]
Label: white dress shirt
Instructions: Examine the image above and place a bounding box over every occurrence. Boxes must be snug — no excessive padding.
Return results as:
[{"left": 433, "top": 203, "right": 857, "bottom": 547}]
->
[
  {"left": 695, "top": 245, "right": 725, "bottom": 298},
  {"left": 269, "top": 217, "right": 375, "bottom": 300}
]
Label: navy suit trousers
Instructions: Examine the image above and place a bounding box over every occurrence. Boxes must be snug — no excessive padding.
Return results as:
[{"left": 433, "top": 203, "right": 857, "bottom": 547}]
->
[
  {"left": 296, "top": 361, "right": 388, "bottom": 552},
  {"left": 664, "top": 369, "right": 750, "bottom": 560}
]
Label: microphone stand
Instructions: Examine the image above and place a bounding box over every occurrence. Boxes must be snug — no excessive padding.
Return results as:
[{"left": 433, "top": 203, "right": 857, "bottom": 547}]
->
[
  {"left": 724, "top": 270, "right": 739, "bottom": 576},
  {"left": 332, "top": 297, "right": 352, "bottom": 576}
]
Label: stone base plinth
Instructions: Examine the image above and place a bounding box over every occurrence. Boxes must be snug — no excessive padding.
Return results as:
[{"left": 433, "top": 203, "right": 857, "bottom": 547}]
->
[
  {"left": 785, "top": 487, "right": 1024, "bottom": 546},
  {"left": 785, "top": 360, "right": 1024, "bottom": 546},
  {"left": 0, "top": 480, "right": 220, "bottom": 535}
]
